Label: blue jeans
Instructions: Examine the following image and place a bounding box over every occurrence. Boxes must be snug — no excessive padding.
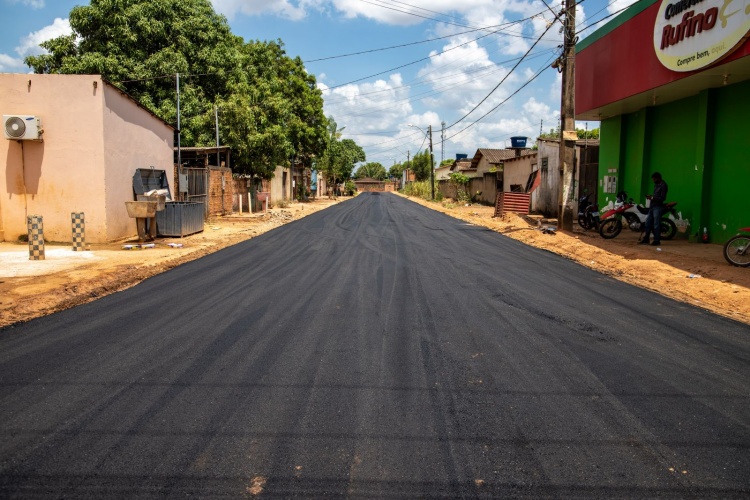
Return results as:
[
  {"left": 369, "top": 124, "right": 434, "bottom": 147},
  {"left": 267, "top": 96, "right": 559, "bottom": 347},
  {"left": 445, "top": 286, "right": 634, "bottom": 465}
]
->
[{"left": 644, "top": 204, "right": 665, "bottom": 243}]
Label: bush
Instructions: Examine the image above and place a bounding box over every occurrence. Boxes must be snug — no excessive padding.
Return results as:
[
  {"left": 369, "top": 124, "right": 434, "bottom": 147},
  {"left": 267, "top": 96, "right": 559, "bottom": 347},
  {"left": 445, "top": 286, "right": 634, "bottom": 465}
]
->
[{"left": 402, "top": 179, "right": 441, "bottom": 201}]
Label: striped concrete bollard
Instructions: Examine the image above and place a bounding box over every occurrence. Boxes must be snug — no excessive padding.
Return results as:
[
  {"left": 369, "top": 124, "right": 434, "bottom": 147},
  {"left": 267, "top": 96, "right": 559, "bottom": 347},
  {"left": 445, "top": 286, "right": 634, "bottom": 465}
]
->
[
  {"left": 71, "top": 212, "right": 87, "bottom": 251},
  {"left": 27, "top": 215, "right": 45, "bottom": 261}
]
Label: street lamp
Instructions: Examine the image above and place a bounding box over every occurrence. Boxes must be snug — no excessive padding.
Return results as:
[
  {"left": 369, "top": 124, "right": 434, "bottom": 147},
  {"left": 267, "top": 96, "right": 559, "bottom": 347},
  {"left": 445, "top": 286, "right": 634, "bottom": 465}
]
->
[{"left": 408, "top": 124, "right": 435, "bottom": 200}]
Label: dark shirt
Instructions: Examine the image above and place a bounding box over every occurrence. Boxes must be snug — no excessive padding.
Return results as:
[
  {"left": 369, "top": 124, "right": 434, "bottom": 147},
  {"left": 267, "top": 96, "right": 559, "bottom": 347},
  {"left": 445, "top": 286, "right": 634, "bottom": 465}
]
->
[{"left": 652, "top": 180, "right": 668, "bottom": 206}]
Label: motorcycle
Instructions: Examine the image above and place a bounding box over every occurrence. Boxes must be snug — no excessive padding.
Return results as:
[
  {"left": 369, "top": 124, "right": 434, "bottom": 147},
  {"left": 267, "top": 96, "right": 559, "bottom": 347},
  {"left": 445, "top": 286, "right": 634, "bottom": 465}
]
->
[
  {"left": 598, "top": 191, "right": 677, "bottom": 240},
  {"left": 577, "top": 193, "right": 600, "bottom": 231},
  {"left": 598, "top": 192, "right": 633, "bottom": 239},
  {"left": 621, "top": 199, "right": 678, "bottom": 240},
  {"left": 723, "top": 227, "right": 750, "bottom": 267}
]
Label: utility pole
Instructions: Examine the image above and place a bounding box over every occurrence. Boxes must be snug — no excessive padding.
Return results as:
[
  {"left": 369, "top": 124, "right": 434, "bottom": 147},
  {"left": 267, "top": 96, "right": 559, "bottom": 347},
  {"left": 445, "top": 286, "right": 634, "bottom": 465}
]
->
[
  {"left": 406, "top": 150, "right": 410, "bottom": 187},
  {"left": 428, "top": 125, "right": 435, "bottom": 200},
  {"left": 558, "top": 0, "right": 576, "bottom": 231},
  {"left": 214, "top": 106, "right": 220, "bottom": 163},
  {"left": 441, "top": 121, "right": 446, "bottom": 162}
]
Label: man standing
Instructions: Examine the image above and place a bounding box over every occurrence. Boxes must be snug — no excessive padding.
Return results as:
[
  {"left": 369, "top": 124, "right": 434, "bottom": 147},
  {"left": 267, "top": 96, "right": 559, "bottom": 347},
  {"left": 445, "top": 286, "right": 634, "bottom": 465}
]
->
[{"left": 639, "top": 172, "right": 668, "bottom": 246}]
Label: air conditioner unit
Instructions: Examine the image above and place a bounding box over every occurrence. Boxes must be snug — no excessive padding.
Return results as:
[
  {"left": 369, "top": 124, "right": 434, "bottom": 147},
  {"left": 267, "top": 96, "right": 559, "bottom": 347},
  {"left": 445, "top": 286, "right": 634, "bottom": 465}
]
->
[{"left": 3, "top": 115, "right": 42, "bottom": 141}]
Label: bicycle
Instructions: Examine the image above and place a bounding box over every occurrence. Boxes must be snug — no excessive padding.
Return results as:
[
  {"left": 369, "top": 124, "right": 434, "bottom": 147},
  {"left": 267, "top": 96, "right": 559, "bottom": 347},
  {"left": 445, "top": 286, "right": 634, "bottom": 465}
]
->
[{"left": 723, "top": 227, "right": 750, "bottom": 267}]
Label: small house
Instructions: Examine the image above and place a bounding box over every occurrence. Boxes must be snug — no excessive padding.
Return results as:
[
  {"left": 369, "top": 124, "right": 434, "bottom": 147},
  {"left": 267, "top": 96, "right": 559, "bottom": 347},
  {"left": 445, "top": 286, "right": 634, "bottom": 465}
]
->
[{"left": 1, "top": 74, "right": 174, "bottom": 243}]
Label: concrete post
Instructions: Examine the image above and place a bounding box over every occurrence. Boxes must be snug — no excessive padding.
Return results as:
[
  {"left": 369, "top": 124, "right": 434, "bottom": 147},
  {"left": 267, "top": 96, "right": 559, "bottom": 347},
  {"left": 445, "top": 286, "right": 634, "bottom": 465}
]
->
[
  {"left": 71, "top": 212, "right": 87, "bottom": 251},
  {"left": 27, "top": 215, "right": 45, "bottom": 261}
]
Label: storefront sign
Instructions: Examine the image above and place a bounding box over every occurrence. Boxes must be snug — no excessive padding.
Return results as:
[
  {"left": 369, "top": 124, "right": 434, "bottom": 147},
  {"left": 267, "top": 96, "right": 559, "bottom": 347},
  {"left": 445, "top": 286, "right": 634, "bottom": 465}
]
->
[{"left": 654, "top": 0, "right": 750, "bottom": 71}]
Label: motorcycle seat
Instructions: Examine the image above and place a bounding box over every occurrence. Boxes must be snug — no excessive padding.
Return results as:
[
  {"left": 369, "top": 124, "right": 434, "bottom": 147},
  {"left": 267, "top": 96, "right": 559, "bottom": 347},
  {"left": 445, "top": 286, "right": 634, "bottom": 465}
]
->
[{"left": 636, "top": 205, "right": 649, "bottom": 215}]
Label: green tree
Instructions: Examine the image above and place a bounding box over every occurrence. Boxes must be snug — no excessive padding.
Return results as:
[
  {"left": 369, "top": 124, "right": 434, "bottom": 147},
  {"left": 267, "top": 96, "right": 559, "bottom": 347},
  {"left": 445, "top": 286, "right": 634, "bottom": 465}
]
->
[
  {"left": 448, "top": 172, "right": 470, "bottom": 202},
  {"left": 388, "top": 162, "right": 405, "bottom": 179},
  {"left": 26, "top": 0, "right": 243, "bottom": 147},
  {"left": 439, "top": 158, "right": 454, "bottom": 167},
  {"left": 577, "top": 127, "right": 600, "bottom": 140},
  {"left": 23, "top": 1, "right": 328, "bottom": 182},
  {"left": 410, "top": 150, "right": 432, "bottom": 181},
  {"left": 355, "top": 162, "right": 387, "bottom": 180},
  {"left": 315, "top": 117, "right": 366, "bottom": 198},
  {"left": 213, "top": 40, "right": 325, "bottom": 180}
]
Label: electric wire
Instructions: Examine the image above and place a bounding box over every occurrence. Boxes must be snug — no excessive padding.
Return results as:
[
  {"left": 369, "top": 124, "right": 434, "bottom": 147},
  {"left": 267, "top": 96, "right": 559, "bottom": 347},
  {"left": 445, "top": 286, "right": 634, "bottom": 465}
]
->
[
  {"left": 444, "top": 56, "right": 554, "bottom": 142},
  {"left": 322, "top": 46, "right": 556, "bottom": 106},
  {"left": 322, "top": 7, "right": 555, "bottom": 91},
  {"left": 443, "top": 16, "right": 559, "bottom": 131},
  {"left": 577, "top": 1, "right": 637, "bottom": 34},
  {"left": 305, "top": 22, "right": 521, "bottom": 63},
  {"left": 328, "top": 50, "right": 557, "bottom": 121}
]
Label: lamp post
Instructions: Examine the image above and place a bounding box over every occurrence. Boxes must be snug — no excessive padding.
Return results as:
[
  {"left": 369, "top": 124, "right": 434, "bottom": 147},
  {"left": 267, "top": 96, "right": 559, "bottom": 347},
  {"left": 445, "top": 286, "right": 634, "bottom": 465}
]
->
[{"left": 408, "top": 124, "right": 435, "bottom": 200}]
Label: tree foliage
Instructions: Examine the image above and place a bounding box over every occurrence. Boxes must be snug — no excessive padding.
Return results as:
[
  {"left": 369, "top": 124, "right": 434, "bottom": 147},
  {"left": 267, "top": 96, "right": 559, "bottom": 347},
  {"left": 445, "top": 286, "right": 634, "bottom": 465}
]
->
[
  {"left": 388, "top": 162, "right": 405, "bottom": 179},
  {"left": 355, "top": 162, "right": 387, "bottom": 180},
  {"left": 410, "top": 150, "right": 433, "bottom": 181},
  {"left": 24, "top": 0, "right": 327, "bottom": 179},
  {"left": 314, "top": 117, "right": 366, "bottom": 197},
  {"left": 539, "top": 127, "right": 600, "bottom": 141}
]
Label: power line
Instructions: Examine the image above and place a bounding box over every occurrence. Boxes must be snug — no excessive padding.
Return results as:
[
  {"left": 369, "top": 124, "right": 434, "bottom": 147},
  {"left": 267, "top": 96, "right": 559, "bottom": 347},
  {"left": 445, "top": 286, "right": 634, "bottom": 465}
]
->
[
  {"left": 322, "top": 12, "right": 548, "bottom": 92},
  {"left": 444, "top": 16, "right": 560, "bottom": 131},
  {"left": 444, "top": 57, "right": 555, "bottom": 142},
  {"left": 328, "top": 49, "right": 556, "bottom": 121},
  {"left": 576, "top": 1, "right": 637, "bottom": 34},
  {"left": 305, "top": 23, "right": 508, "bottom": 63}
]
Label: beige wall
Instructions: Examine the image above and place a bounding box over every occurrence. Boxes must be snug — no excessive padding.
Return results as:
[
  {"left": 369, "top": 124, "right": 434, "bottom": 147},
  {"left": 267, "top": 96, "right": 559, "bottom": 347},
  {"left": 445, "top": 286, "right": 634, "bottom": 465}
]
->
[
  {"left": 0, "top": 74, "right": 173, "bottom": 243},
  {"left": 503, "top": 154, "right": 538, "bottom": 192},
  {"left": 269, "top": 165, "right": 289, "bottom": 205},
  {"left": 102, "top": 82, "right": 174, "bottom": 240}
]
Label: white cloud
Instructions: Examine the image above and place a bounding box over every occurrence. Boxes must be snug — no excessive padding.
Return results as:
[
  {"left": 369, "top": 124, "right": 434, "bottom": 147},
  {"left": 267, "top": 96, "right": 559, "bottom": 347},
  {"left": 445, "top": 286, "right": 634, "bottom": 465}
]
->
[
  {"left": 15, "top": 18, "right": 71, "bottom": 58},
  {"left": 211, "top": 0, "right": 316, "bottom": 20},
  {"left": 320, "top": 73, "right": 413, "bottom": 140},
  {"left": 607, "top": 0, "right": 638, "bottom": 15},
  {"left": 6, "top": 0, "right": 45, "bottom": 9},
  {"left": 0, "top": 53, "right": 26, "bottom": 72}
]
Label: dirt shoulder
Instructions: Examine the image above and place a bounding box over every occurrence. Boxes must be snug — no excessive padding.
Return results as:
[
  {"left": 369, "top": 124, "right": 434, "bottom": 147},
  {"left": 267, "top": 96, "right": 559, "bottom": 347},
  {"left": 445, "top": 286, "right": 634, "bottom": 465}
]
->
[
  {"left": 397, "top": 193, "right": 750, "bottom": 326},
  {"left": 2, "top": 194, "right": 749, "bottom": 329},
  {"left": 0, "top": 198, "right": 341, "bottom": 329}
]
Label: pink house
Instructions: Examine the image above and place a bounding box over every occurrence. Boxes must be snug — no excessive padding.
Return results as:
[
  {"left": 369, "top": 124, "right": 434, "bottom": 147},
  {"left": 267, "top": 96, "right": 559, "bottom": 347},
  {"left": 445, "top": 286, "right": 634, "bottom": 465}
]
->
[{"left": 1, "top": 74, "right": 174, "bottom": 243}]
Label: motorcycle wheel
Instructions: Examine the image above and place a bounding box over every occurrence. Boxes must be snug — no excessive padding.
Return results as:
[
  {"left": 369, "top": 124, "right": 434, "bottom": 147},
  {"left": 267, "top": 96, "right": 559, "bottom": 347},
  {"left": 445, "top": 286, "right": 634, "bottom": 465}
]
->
[
  {"left": 723, "top": 235, "right": 750, "bottom": 267},
  {"left": 578, "top": 214, "right": 593, "bottom": 230},
  {"left": 660, "top": 219, "right": 677, "bottom": 240},
  {"left": 599, "top": 218, "right": 622, "bottom": 239}
]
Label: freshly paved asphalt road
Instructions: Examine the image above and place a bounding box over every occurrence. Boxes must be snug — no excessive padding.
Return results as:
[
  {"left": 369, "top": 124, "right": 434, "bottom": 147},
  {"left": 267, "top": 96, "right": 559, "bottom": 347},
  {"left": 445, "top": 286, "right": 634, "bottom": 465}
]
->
[{"left": 1, "top": 193, "right": 749, "bottom": 498}]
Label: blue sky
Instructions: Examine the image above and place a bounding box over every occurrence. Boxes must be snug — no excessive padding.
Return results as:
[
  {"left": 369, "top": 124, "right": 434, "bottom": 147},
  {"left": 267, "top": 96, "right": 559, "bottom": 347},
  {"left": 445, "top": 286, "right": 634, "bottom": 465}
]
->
[{"left": 0, "top": 0, "right": 636, "bottom": 167}]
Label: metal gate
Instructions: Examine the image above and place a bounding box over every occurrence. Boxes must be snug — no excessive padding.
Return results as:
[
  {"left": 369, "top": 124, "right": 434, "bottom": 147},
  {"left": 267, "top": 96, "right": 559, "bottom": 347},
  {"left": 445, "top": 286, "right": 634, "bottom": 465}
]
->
[{"left": 183, "top": 167, "right": 209, "bottom": 217}]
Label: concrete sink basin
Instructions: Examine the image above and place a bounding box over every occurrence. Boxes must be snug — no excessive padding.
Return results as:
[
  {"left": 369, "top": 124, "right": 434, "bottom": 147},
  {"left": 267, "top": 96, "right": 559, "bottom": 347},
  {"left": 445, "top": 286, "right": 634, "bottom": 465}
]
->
[{"left": 125, "top": 200, "right": 158, "bottom": 218}]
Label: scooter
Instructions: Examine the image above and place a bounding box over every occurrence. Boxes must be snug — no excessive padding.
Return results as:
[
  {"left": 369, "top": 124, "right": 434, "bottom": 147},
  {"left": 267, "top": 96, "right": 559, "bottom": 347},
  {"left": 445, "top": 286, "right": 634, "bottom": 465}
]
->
[{"left": 577, "top": 193, "right": 600, "bottom": 231}]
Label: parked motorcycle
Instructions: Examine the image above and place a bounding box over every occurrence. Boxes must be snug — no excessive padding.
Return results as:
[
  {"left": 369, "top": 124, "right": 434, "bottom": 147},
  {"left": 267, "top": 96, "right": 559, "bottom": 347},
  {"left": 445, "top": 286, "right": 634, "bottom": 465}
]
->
[
  {"left": 723, "top": 227, "right": 750, "bottom": 267},
  {"left": 622, "top": 200, "right": 678, "bottom": 240},
  {"left": 598, "top": 191, "right": 677, "bottom": 240},
  {"left": 598, "top": 192, "right": 633, "bottom": 239},
  {"left": 577, "top": 193, "right": 600, "bottom": 231}
]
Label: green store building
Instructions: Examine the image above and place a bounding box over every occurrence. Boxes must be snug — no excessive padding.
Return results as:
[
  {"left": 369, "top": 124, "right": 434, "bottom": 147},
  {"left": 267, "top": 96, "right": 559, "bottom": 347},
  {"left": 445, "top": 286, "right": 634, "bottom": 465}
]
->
[{"left": 575, "top": 0, "right": 750, "bottom": 242}]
